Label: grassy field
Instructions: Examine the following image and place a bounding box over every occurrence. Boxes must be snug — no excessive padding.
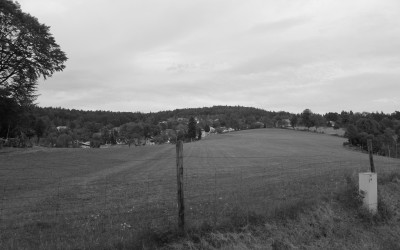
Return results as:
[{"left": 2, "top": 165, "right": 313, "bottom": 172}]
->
[{"left": 0, "top": 128, "right": 399, "bottom": 249}]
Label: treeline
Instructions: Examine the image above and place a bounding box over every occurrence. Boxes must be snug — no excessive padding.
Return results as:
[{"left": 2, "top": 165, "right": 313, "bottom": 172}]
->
[
  {"left": 0, "top": 105, "right": 288, "bottom": 147},
  {"left": 292, "top": 110, "right": 400, "bottom": 156},
  {"left": 1, "top": 104, "right": 399, "bottom": 156},
  {"left": 340, "top": 111, "right": 400, "bottom": 156}
]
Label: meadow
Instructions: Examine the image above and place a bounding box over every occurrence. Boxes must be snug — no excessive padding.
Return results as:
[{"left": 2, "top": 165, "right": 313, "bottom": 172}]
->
[{"left": 0, "top": 128, "right": 399, "bottom": 249}]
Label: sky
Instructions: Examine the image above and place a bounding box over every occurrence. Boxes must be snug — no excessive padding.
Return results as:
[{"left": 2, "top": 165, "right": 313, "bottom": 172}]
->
[{"left": 18, "top": 0, "right": 400, "bottom": 114}]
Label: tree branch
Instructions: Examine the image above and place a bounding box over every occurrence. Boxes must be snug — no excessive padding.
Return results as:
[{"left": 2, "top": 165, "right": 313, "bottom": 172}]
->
[{"left": 0, "top": 68, "right": 17, "bottom": 85}]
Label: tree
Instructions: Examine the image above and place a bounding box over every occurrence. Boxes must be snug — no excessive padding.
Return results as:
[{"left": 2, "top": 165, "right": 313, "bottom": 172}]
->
[
  {"left": 34, "top": 118, "right": 46, "bottom": 144},
  {"left": 204, "top": 124, "right": 210, "bottom": 133},
  {"left": 380, "top": 117, "right": 394, "bottom": 129},
  {"left": 346, "top": 124, "right": 359, "bottom": 145},
  {"left": 143, "top": 124, "right": 151, "bottom": 139},
  {"left": 262, "top": 116, "right": 274, "bottom": 128},
  {"left": 1, "top": 1, "right": 67, "bottom": 103},
  {"left": 300, "top": 109, "right": 314, "bottom": 130},
  {"left": 212, "top": 119, "right": 221, "bottom": 128},
  {"left": 120, "top": 122, "right": 143, "bottom": 141},
  {"left": 356, "top": 118, "right": 380, "bottom": 136},
  {"left": 395, "top": 125, "right": 400, "bottom": 142},
  {"left": 311, "top": 114, "right": 326, "bottom": 130},
  {"left": 56, "top": 134, "right": 72, "bottom": 148},
  {"left": 339, "top": 111, "right": 351, "bottom": 127},
  {"left": 273, "top": 115, "right": 283, "bottom": 128},
  {"left": 324, "top": 112, "right": 339, "bottom": 122},
  {"left": 289, "top": 115, "right": 298, "bottom": 128},
  {"left": 175, "top": 123, "right": 187, "bottom": 141},
  {"left": 382, "top": 128, "right": 395, "bottom": 156},
  {"left": 0, "top": 1, "right": 67, "bottom": 139},
  {"left": 0, "top": 88, "right": 20, "bottom": 137},
  {"left": 187, "top": 116, "right": 197, "bottom": 141},
  {"left": 197, "top": 127, "right": 202, "bottom": 140},
  {"left": 392, "top": 111, "right": 400, "bottom": 120}
]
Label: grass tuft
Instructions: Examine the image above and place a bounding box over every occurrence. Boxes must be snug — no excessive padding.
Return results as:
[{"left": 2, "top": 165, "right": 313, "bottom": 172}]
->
[
  {"left": 273, "top": 199, "right": 319, "bottom": 221},
  {"left": 339, "top": 173, "right": 394, "bottom": 225},
  {"left": 378, "top": 172, "right": 400, "bottom": 185}
]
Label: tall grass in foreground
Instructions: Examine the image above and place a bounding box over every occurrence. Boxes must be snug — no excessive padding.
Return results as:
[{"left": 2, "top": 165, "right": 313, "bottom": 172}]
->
[
  {"left": 163, "top": 171, "right": 400, "bottom": 250},
  {"left": 1, "top": 170, "right": 399, "bottom": 249}
]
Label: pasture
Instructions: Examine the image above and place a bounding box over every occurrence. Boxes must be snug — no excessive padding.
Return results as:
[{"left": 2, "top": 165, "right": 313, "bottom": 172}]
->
[{"left": 0, "top": 128, "right": 399, "bottom": 249}]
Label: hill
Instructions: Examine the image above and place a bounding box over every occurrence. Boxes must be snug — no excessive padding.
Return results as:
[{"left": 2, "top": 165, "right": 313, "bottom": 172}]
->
[
  {"left": 2, "top": 105, "right": 288, "bottom": 147},
  {"left": 1, "top": 105, "right": 400, "bottom": 158}
]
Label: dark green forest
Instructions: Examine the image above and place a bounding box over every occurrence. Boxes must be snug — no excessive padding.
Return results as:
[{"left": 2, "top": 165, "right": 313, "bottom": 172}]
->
[
  {"left": 0, "top": 105, "right": 288, "bottom": 147},
  {"left": 1, "top": 104, "right": 400, "bottom": 158}
]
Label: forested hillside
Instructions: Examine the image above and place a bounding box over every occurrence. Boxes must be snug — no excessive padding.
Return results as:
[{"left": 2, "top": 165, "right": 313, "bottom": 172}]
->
[
  {"left": 0, "top": 105, "right": 286, "bottom": 147},
  {"left": 1, "top": 104, "right": 400, "bottom": 157}
]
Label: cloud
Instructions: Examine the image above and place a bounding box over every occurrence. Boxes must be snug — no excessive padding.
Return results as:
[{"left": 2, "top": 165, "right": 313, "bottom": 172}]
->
[
  {"left": 249, "top": 16, "right": 311, "bottom": 34},
  {"left": 20, "top": 0, "right": 70, "bottom": 15},
  {"left": 16, "top": 0, "right": 400, "bottom": 114},
  {"left": 373, "top": 98, "right": 400, "bottom": 105},
  {"left": 166, "top": 62, "right": 231, "bottom": 73}
]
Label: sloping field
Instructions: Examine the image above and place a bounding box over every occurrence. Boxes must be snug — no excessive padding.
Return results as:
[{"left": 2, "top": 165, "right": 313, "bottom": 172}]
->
[
  {"left": 183, "top": 129, "right": 399, "bottom": 225},
  {"left": 0, "top": 129, "right": 399, "bottom": 249}
]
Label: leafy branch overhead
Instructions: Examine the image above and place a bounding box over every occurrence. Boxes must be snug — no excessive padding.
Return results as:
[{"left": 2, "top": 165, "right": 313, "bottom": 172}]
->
[{"left": 0, "top": 0, "right": 67, "bottom": 105}]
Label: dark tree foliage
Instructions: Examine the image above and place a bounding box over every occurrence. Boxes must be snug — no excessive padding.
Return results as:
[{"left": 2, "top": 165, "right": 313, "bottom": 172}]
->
[
  {"left": 340, "top": 111, "right": 351, "bottom": 127},
  {"left": 197, "top": 127, "right": 202, "bottom": 140},
  {"left": 34, "top": 118, "right": 46, "bottom": 143},
  {"left": 356, "top": 118, "right": 380, "bottom": 136},
  {"left": 346, "top": 124, "right": 359, "bottom": 145},
  {"left": 342, "top": 113, "right": 400, "bottom": 156},
  {"left": 311, "top": 114, "right": 326, "bottom": 129},
  {"left": 380, "top": 117, "right": 394, "bottom": 129},
  {"left": 392, "top": 111, "right": 400, "bottom": 120},
  {"left": 324, "top": 112, "right": 339, "bottom": 122},
  {"left": 204, "top": 124, "right": 210, "bottom": 132},
  {"left": 300, "top": 109, "right": 314, "bottom": 130},
  {"left": 0, "top": 88, "right": 20, "bottom": 136},
  {"left": 289, "top": 115, "right": 298, "bottom": 128},
  {"left": 0, "top": 0, "right": 67, "bottom": 138},
  {"left": 0, "top": 0, "right": 67, "bottom": 103},
  {"left": 187, "top": 116, "right": 197, "bottom": 140}
]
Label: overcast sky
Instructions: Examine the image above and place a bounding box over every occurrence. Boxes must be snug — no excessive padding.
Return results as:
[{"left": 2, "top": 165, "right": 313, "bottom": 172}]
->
[{"left": 18, "top": 0, "right": 400, "bottom": 114}]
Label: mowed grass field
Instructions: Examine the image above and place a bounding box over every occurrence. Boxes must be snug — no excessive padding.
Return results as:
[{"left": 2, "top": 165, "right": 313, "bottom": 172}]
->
[{"left": 1, "top": 128, "right": 399, "bottom": 249}]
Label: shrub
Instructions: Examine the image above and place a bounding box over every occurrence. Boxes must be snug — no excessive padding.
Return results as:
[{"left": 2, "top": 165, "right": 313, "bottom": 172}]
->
[
  {"left": 90, "top": 139, "right": 101, "bottom": 148},
  {"left": 56, "top": 134, "right": 73, "bottom": 148},
  {"left": 333, "top": 123, "right": 340, "bottom": 130}
]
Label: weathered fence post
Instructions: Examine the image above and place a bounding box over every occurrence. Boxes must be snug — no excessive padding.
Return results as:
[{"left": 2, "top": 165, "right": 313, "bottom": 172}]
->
[
  {"left": 176, "top": 140, "right": 185, "bottom": 232},
  {"left": 367, "top": 139, "right": 375, "bottom": 173}
]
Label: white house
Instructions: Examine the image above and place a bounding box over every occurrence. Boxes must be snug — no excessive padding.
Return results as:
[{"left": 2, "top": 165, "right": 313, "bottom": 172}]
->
[
  {"left": 209, "top": 126, "right": 216, "bottom": 133},
  {"left": 56, "top": 126, "right": 68, "bottom": 132}
]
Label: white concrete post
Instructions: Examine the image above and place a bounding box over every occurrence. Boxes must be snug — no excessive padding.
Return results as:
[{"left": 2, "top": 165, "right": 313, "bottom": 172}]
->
[{"left": 359, "top": 172, "right": 377, "bottom": 213}]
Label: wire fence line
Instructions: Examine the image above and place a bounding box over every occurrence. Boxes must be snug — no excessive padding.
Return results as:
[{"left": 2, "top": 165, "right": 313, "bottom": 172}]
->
[{"left": 0, "top": 146, "right": 399, "bottom": 248}]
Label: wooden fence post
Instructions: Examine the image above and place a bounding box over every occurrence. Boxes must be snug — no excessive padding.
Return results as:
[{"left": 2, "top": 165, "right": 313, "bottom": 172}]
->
[
  {"left": 367, "top": 139, "right": 375, "bottom": 173},
  {"left": 176, "top": 140, "right": 185, "bottom": 232}
]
